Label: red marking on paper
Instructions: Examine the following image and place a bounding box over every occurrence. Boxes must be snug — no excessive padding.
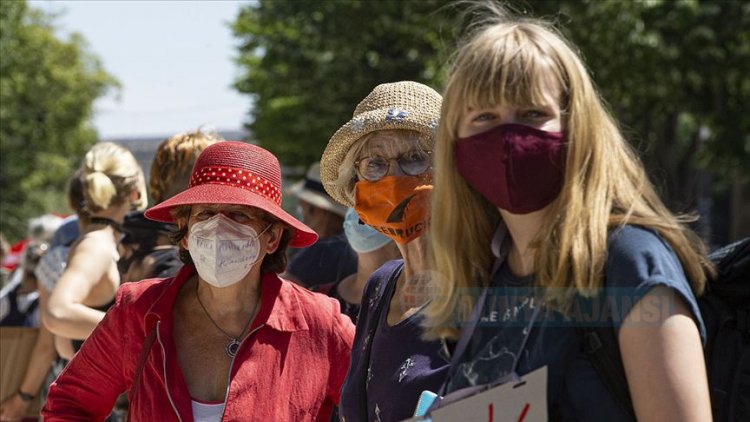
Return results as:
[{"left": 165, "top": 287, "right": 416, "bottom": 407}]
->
[{"left": 517, "top": 403, "right": 530, "bottom": 422}]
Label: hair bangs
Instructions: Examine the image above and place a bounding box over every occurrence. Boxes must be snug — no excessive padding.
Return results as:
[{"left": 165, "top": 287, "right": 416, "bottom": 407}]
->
[{"left": 455, "top": 25, "right": 563, "bottom": 113}]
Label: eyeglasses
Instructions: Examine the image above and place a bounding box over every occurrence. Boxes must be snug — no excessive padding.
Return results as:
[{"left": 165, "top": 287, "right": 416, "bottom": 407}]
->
[{"left": 355, "top": 150, "right": 432, "bottom": 182}]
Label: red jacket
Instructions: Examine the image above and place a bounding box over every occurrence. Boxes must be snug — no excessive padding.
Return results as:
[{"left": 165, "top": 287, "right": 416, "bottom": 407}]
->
[{"left": 42, "top": 265, "right": 355, "bottom": 421}]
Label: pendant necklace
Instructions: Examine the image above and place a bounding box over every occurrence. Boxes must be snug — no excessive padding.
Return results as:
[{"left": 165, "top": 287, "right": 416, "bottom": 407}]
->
[{"left": 195, "top": 281, "right": 260, "bottom": 358}]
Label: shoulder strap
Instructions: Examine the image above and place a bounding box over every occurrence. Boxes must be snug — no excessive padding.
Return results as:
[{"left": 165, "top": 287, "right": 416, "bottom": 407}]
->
[
  {"left": 580, "top": 325, "right": 636, "bottom": 421},
  {"left": 437, "top": 287, "right": 489, "bottom": 396},
  {"left": 439, "top": 237, "right": 511, "bottom": 395},
  {"left": 359, "top": 264, "right": 401, "bottom": 421}
]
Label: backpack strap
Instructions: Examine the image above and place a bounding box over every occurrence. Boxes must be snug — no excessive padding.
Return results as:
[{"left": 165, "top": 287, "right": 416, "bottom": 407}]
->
[
  {"left": 580, "top": 325, "right": 637, "bottom": 421},
  {"left": 584, "top": 237, "right": 750, "bottom": 421}
]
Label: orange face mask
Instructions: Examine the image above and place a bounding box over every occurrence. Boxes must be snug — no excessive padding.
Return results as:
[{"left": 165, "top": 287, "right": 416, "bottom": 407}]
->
[{"left": 354, "top": 174, "right": 433, "bottom": 244}]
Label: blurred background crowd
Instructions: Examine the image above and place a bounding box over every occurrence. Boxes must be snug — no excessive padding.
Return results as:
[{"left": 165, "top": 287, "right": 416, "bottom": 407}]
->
[{"left": 0, "top": 0, "right": 748, "bottom": 420}]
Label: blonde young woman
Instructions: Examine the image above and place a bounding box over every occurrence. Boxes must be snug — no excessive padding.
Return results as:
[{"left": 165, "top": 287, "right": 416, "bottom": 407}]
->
[
  {"left": 422, "top": 6, "right": 713, "bottom": 422},
  {"left": 320, "top": 81, "right": 450, "bottom": 422},
  {"left": 45, "top": 142, "right": 147, "bottom": 356}
]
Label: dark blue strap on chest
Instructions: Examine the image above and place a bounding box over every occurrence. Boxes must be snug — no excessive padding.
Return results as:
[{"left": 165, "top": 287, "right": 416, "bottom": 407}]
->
[
  {"left": 438, "top": 239, "right": 508, "bottom": 395},
  {"left": 439, "top": 283, "right": 542, "bottom": 397}
]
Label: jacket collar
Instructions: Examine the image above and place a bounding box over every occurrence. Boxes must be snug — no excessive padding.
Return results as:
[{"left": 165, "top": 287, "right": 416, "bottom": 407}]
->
[
  {"left": 144, "top": 265, "right": 308, "bottom": 332},
  {"left": 257, "top": 272, "right": 308, "bottom": 332}
]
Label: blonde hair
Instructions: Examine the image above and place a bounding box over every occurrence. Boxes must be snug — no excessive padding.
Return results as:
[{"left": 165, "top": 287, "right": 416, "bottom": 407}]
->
[
  {"left": 79, "top": 142, "right": 147, "bottom": 215},
  {"left": 423, "top": 5, "right": 714, "bottom": 340},
  {"left": 149, "top": 129, "right": 222, "bottom": 203},
  {"left": 332, "top": 129, "right": 430, "bottom": 205}
]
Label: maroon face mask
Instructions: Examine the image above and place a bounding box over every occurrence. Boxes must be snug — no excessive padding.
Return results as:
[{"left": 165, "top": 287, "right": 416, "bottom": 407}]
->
[{"left": 454, "top": 123, "right": 566, "bottom": 214}]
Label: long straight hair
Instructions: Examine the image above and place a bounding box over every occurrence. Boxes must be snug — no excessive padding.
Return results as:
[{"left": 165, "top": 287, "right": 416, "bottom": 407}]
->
[{"left": 422, "top": 6, "right": 713, "bottom": 340}]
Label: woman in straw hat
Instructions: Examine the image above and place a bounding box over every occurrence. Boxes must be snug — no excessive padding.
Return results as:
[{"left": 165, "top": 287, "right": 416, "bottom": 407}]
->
[
  {"left": 43, "top": 141, "right": 355, "bottom": 421},
  {"left": 320, "top": 81, "right": 450, "bottom": 422},
  {"left": 421, "top": 4, "right": 712, "bottom": 421}
]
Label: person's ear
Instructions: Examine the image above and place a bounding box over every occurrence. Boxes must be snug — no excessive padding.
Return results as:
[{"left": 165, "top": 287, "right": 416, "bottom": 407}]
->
[
  {"left": 131, "top": 188, "right": 139, "bottom": 201},
  {"left": 264, "top": 224, "right": 284, "bottom": 254}
]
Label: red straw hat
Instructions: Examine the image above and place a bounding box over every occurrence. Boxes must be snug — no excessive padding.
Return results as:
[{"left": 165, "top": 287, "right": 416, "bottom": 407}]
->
[{"left": 145, "top": 141, "right": 318, "bottom": 248}]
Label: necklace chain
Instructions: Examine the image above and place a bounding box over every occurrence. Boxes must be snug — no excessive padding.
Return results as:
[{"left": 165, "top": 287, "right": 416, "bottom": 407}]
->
[{"left": 195, "top": 281, "right": 259, "bottom": 357}]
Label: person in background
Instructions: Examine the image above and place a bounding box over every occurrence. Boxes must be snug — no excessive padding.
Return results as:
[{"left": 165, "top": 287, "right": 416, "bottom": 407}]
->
[
  {"left": 150, "top": 128, "right": 223, "bottom": 205},
  {"left": 118, "top": 128, "right": 220, "bottom": 282},
  {"left": 422, "top": 4, "right": 712, "bottom": 421},
  {"left": 0, "top": 214, "right": 63, "bottom": 421},
  {"left": 117, "top": 212, "right": 180, "bottom": 283},
  {"left": 283, "top": 162, "right": 357, "bottom": 288},
  {"left": 44, "top": 142, "right": 147, "bottom": 358},
  {"left": 34, "top": 172, "right": 84, "bottom": 367},
  {"left": 313, "top": 208, "right": 400, "bottom": 323},
  {"left": 4, "top": 172, "right": 87, "bottom": 422},
  {"left": 0, "top": 214, "right": 63, "bottom": 327},
  {"left": 43, "top": 141, "right": 354, "bottom": 421},
  {"left": 49, "top": 215, "right": 80, "bottom": 253},
  {"left": 321, "top": 81, "right": 449, "bottom": 421},
  {"left": 36, "top": 173, "right": 85, "bottom": 298}
]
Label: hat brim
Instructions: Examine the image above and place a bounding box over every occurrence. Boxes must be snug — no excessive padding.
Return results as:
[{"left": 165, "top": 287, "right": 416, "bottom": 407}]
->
[
  {"left": 320, "top": 108, "right": 437, "bottom": 208},
  {"left": 145, "top": 184, "right": 318, "bottom": 248},
  {"left": 289, "top": 180, "right": 347, "bottom": 217}
]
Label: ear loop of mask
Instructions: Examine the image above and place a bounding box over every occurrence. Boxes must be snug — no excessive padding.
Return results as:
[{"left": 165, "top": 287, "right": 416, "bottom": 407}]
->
[{"left": 256, "top": 223, "right": 273, "bottom": 239}]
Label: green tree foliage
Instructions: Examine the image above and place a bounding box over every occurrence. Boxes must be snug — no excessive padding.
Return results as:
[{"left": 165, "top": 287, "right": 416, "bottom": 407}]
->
[
  {"left": 522, "top": 0, "right": 750, "bottom": 211},
  {"left": 0, "top": 0, "right": 118, "bottom": 241},
  {"left": 232, "top": 0, "right": 456, "bottom": 167},
  {"left": 233, "top": 0, "right": 749, "bottom": 213}
]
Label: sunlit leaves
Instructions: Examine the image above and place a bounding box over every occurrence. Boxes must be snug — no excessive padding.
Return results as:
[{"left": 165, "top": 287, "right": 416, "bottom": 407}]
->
[{"left": 0, "top": 0, "right": 118, "bottom": 241}]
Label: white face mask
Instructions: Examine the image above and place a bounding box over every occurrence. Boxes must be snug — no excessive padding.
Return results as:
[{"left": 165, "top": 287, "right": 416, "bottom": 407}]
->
[{"left": 187, "top": 213, "right": 271, "bottom": 288}]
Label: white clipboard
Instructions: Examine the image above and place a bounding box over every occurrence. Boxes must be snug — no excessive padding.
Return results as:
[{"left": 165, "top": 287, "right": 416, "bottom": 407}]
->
[{"left": 425, "top": 366, "right": 548, "bottom": 422}]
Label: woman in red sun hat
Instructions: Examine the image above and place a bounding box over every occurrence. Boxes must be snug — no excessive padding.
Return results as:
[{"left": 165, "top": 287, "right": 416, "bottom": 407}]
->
[{"left": 43, "top": 141, "right": 355, "bottom": 421}]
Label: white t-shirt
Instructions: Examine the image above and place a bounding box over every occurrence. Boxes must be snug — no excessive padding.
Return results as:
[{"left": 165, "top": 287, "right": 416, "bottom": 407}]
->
[{"left": 191, "top": 400, "right": 225, "bottom": 422}]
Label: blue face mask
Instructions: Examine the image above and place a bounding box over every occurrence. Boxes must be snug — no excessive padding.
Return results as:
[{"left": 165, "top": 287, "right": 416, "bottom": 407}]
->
[{"left": 343, "top": 208, "right": 392, "bottom": 253}]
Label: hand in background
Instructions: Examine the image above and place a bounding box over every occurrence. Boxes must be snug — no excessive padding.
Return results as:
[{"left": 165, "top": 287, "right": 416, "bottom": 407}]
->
[{"left": 0, "top": 393, "right": 30, "bottom": 422}]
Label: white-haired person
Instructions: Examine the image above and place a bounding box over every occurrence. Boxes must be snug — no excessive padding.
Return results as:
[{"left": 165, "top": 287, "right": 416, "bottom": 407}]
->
[
  {"left": 422, "top": 4, "right": 712, "bottom": 421},
  {"left": 43, "top": 141, "right": 354, "bottom": 421},
  {"left": 320, "top": 81, "right": 450, "bottom": 421},
  {"left": 44, "top": 142, "right": 148, "bottom": 358}
]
